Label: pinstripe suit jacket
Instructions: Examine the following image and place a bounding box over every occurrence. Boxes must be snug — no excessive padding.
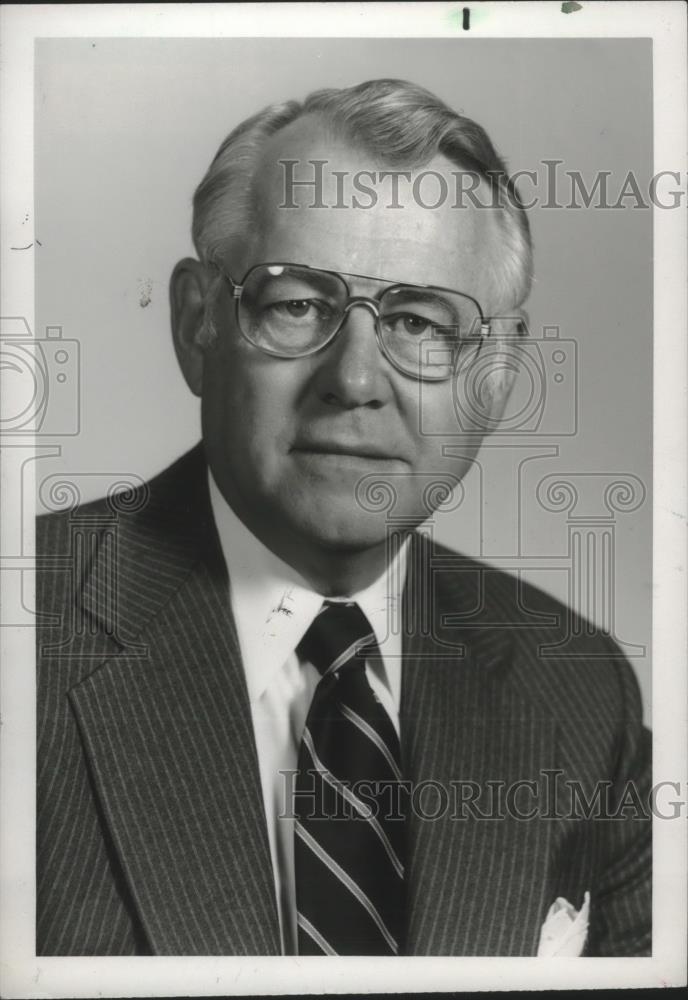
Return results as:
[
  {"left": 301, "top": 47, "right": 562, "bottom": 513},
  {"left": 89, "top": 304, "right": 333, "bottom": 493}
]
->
[{"left": 36, "top": 445, "right": 652, "bottom": 956}]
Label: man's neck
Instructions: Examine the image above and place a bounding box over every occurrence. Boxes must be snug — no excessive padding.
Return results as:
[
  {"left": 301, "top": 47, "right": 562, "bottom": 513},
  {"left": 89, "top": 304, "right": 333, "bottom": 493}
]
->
[
  {"left": 238, "top": 516, "right": 402, "bottom": 598},
  {"left": 271, "top": 536, "right": 397, "bottom": 597}
]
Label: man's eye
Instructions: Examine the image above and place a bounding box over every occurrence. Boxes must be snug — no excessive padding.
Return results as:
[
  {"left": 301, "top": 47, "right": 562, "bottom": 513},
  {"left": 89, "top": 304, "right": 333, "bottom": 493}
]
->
[
  {"left": 267, "top": 299, "right": 328, "bottom": 320},
  {"left": 384, "top": 312, "right": 432, "bottom": 336}
]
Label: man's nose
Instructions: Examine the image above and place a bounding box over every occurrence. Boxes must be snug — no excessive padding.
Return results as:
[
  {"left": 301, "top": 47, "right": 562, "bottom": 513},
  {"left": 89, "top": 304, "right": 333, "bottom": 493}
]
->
[{"left": 312, "top": 303, "right": 389, "bottom": 409}]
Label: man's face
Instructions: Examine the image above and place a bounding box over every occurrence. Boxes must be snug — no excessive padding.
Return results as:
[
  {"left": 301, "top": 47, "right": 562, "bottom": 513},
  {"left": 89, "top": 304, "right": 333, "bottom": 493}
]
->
[{"left": 195, "top": 117, "right": 511, "bottom": 556}]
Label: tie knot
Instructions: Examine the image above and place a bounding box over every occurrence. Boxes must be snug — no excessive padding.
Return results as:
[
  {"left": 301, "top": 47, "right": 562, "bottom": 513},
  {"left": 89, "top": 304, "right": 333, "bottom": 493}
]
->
[{"left": 298, "top": 602, "right": 377, "bottom": 678}]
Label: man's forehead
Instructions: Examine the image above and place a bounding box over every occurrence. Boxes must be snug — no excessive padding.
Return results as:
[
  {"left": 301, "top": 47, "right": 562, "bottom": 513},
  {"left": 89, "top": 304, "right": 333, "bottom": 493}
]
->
[
  {"left": 244, "top": 114, "right": 499, "bottom": 292},
  {"left": 252, "top": 114, "right": 494, "bottom": 221}
]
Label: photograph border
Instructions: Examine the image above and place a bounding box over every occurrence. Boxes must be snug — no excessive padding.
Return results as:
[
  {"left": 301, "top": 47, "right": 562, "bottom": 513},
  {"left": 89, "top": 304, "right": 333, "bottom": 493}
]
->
[{"left": 1, "top": 3, "right": 686, "bottom": 996}]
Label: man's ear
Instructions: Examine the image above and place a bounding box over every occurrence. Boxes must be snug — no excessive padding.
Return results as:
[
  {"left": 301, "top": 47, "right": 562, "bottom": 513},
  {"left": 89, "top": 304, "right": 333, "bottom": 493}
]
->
[
  {"left": 169, "top": 257, "right": 214, "bottom": 397},
  {"left": 462, "top": 308, "right": 528, "bottom": 432}
]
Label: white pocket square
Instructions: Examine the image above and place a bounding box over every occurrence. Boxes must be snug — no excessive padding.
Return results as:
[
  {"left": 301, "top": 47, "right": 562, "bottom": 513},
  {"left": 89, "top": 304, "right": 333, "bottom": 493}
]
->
[{"left": 537, "top": 891, "right": 590, "bottom": 957}]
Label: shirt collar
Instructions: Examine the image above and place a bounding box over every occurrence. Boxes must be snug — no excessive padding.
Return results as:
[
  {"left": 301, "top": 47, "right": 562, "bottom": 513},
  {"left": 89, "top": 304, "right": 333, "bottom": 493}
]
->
[{"left": 208, "top": 470, "right": 408, "bottom": 704}]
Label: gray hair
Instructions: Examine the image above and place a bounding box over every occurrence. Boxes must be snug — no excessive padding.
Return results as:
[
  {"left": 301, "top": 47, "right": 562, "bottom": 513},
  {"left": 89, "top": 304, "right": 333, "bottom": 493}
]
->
[{"left": 192, "top": 78, "right": 533, "bottom": 332}]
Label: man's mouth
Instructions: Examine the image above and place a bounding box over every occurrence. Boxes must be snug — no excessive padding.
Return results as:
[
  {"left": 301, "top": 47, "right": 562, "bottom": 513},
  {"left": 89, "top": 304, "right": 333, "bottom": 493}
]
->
[{"left": 290, "top": 438, "right": 402, "bottom": 462}]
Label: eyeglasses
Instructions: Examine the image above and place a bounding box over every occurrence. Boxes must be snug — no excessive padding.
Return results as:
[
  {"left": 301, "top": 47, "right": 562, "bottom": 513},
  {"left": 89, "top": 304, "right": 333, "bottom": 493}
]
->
[{"left": 214, "top": 262, "right": 491, "bottom": 381}]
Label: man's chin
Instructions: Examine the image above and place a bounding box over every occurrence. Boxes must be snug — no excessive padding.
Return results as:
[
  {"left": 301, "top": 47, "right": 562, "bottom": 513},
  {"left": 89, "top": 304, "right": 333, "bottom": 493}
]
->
[
  {"left": 276, "top": 480, "right": 425, "bottom": 553},
  {"left": 290, "top": 506, "right": 392, "bottom": 553}
]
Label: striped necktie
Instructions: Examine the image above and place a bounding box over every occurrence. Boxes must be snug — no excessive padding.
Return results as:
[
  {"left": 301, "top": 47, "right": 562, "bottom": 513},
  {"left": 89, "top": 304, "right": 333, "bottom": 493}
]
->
[{"left": 294, "top": 601, "right": 406, "bottom": 955}]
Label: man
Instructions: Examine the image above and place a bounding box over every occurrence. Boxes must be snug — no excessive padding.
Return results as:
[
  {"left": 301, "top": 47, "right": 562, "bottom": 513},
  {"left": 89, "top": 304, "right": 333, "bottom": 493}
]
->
[{"left": 36, "top": 79, "right": 651, "bottom": 957}]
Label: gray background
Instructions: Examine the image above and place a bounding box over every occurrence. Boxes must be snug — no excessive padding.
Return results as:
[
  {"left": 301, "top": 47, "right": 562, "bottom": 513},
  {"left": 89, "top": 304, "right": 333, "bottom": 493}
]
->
[{"left": 35, "top": 37, "right": 652, "bottom": 717}]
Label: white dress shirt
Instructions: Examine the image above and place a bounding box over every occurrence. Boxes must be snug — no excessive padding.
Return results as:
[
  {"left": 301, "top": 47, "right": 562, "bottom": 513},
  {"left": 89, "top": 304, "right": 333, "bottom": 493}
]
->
[{"left": 208, "top": 471, "right": 408, "bottom": 955}]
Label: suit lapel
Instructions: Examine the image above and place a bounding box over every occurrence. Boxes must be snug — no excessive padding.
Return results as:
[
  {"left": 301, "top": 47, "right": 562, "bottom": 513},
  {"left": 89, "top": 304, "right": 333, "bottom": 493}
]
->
[
  {"left": 69, "top": 447, "right": 281, "bottom": 955},
  {"left": 400, "top": 534, "right": 558, "bottom": 956}
]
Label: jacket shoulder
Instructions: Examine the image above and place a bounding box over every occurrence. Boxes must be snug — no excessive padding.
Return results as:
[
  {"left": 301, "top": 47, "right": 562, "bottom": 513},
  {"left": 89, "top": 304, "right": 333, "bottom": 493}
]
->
[
  {"left": 36, "top": 444, "right": 210, "bottom": 625},
  {"left": 429, "top": 540, "right": 645, "bottom": 728}
]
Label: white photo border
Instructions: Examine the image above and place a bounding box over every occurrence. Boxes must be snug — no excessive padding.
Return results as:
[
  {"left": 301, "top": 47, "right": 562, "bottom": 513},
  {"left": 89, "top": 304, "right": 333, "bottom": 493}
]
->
[{"left": 1, "top": 2, "right": 686, "bottom": 995}]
